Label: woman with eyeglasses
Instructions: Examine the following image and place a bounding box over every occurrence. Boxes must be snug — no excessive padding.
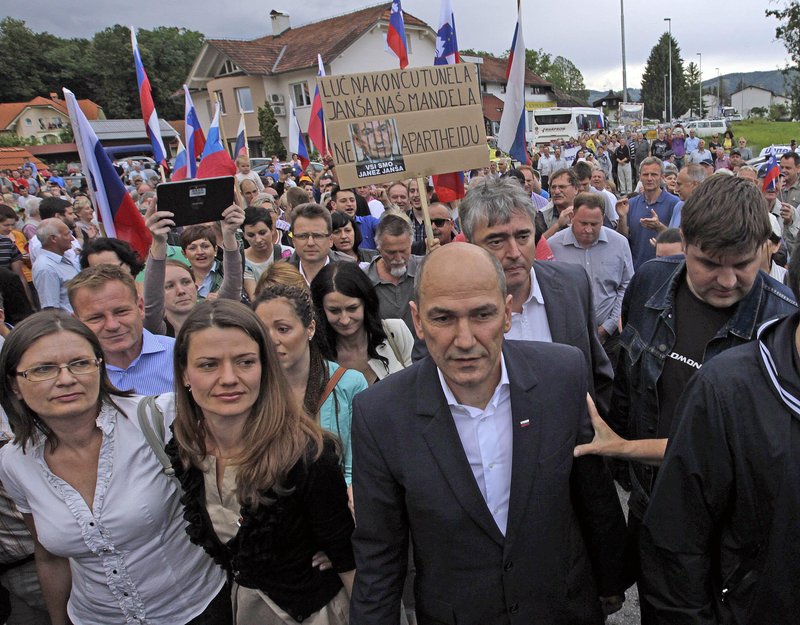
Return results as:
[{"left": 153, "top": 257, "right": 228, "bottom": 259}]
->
[{"left": 0, "top": 310, "right": 230, "bottom": 625}]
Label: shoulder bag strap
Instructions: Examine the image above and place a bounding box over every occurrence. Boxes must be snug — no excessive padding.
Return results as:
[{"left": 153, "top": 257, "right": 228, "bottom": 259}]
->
[
  {"left": 317, "top": 367, "right": 347, "bottom": 412},
  {"left": 137, "top": 396, "right": 177, "bottom": 479}
]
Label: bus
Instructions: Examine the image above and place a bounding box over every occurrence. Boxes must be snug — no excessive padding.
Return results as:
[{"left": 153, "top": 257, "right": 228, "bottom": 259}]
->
[{"left": 529, "top": 107, "right": 604, "bottom": 146}]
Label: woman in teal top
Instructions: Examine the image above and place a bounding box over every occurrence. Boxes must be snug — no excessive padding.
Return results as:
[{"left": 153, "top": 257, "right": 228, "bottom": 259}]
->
[{"left": 252, "top": 283, "right": 366, "bottom": 484}]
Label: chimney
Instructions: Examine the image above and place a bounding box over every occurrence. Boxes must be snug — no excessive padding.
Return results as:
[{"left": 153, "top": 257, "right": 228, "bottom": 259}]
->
[{"left": 270, "top": 10, "right": 290, "bottom": 36}]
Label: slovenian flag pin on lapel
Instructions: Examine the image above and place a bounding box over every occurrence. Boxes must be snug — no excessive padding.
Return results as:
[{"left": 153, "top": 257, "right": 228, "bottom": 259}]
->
[{"left": 519, "top": 419, "right": 530, "bottom": 428}]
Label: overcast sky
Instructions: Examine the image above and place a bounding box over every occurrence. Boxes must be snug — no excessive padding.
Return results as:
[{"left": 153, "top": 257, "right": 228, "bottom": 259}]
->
[{"left": 11, "top": 0, "right": 791, "bottom": 90}]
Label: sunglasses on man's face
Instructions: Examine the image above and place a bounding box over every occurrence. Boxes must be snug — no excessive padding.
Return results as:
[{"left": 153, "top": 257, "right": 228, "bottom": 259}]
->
[{"left": 431, "top": 218, "right": 451, "bottom": 227}]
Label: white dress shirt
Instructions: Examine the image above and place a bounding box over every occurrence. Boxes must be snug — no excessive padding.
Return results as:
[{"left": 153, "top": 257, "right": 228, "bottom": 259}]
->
[
  {"left": 438, "top": 357, "right": 513, "bottom": 535},
  {"left": 505, "top": 267, "right": 553, "bottom": 342}
]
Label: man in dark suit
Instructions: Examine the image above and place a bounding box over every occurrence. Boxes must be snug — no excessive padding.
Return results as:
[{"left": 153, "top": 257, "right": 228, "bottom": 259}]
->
[
  {"left": 459, "top": 176, "right": 614, "bottom": 416},
  {"left": 350, "top": 243, "right": 629, "bottom": 625}
]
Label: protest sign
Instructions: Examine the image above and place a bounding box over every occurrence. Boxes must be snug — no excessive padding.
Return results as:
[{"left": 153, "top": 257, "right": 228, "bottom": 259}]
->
[{"left": 318, "top": 63, "right": 489, "bottom": 188}]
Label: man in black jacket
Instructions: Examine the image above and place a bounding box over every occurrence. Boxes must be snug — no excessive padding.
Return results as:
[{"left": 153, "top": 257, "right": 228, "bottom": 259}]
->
[{"left": 639, "top": 253, "right": 800, "bottom": 625}]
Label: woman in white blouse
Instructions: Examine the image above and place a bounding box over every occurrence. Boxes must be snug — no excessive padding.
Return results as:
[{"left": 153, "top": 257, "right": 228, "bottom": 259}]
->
[
  {"left": 0, "top": 310, "right": 228, "bottom": 625},
  {"left": 311, "top": 261, "right": 413, "bottom": 385}
]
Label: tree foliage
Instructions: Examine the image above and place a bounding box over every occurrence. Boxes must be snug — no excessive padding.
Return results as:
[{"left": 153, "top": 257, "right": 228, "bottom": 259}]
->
[
  {"left": 0, "top": 19, "right": 203, "bottom": 121},
  {"left": 258, "top": 104, "right": 286, "bottom": 160},
  {"left": 684, "top": 61, "right": 704, "bottom": 118},
  {"left": 640, "top": 33, "right": 689, "bottom": 120},
  {"left": 767, "top": 1, "right": 800, "bottom": 118}
]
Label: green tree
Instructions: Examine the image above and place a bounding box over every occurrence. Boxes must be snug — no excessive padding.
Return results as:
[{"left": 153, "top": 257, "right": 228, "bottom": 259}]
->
[
  {"left": 86, "top": 25, "right": 138, "bottom": 118},
  {"left": 524, "top": 48, "right": 552, "bottom": 77},
  {"left": 0, "top": 18, "right": 48, "bottom": 100},
  {"left": 684, "top": 61, "right": 704, "bottom": 118},
  {"left": 640, "top": 33, "right": 689, "bottom": 120},
  {"left": 546, "top": 56, "right": 587, "bottom": 99},
  {"left": 258, "top": 103, "right": 285, "bottom": 160},
  {"left": 766, "top": 2, "right": 800, "bottom": 118}
]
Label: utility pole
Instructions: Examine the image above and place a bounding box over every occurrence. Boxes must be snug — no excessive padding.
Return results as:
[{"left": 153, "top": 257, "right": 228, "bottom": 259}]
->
[
  {"left": 664, "top": 18, "right": 672, "bottom": 121},
  {"left": 621, "top": 0, "right": 628, "bottom": 102},
  {"left": 697, "top": 52, "right": 702, "bottom": 118}
]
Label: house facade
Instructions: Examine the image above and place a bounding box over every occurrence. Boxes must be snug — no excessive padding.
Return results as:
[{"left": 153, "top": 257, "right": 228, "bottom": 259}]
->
[
  {"left": 183, "top": 5, "right": 438, "bottom": 156},
  {"left": 0, "top": 95, "right": 104, "bottom": 144},
  {"left": 730, "top": 85, "right": 792, "bottom": 119}
]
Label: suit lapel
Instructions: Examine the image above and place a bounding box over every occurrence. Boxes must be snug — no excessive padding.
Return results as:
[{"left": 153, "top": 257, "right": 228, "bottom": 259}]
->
[
  {"left": 503, "top": 343, "right": 544, "bottom": 546},
  {"left": 418, "top": 359, "right": 505, "bottom": 546},
  {"left": 535, "top": 262, "right": 568, "bottom": 343}
]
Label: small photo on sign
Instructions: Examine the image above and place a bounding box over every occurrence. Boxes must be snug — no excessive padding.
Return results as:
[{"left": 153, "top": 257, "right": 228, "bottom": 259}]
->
[{"left": 349, "top": 118, "right": 406, "bottom": 179}]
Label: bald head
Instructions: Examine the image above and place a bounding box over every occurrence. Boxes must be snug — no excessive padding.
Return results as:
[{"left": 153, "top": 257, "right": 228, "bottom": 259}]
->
[{"left": 414, "top": 242, "right": 506, "bottom": 305}]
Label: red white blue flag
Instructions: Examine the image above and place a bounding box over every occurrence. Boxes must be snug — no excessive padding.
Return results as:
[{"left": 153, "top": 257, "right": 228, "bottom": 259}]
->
[
  {"left": 434, "top": 0, "right": 460, "bottom": 66},
  {"left": 387, "top": 0, "right": 409, "bottom": 69},
  {"left": 131, "top": 29, "right": 167, "bottom": 168},
  {"left": 172, "top": 138, "right": 189, "bottom": 182},
  {"left": 431, "top": 0, "right": 464, "bottom": 201},
  {"left": 63, "top": 88, "right": 152, "bottom": 260},
  {"left": 763, "top": 147, "right": 780, "bottom": 192},
  {"left": 498, "top": 4, "right": 529, "bottom": 165},
  {"left": 234, "top": 114, "right": 248, "bottom": 159},
  {"left": 289, "top": 99, "right": 310, "bottom": 171},
  {"left": 308, "top": 55, "right": 328, "bottom": 156},
  {"left": 197, "top": 102, "right": 237, "bottom": 178},
  {"left": 183, "top": 85, "right": 205, "bottom": 178}
]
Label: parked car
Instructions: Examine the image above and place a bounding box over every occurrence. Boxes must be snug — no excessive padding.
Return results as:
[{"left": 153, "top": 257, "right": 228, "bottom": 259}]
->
[{"left": 684, "top": 118, "right": 730, "bottom": 137}]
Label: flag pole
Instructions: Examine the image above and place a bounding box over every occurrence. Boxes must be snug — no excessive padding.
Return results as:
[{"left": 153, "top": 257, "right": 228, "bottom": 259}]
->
[
  {"left": 63, "top": 88, "right": 108, "bottom": 238},
  {"left": 213, "top": 93, "right": 230, "bottom": 156},
  {"left": 417, "top": 176, "right": 435, "bottom": 245}
]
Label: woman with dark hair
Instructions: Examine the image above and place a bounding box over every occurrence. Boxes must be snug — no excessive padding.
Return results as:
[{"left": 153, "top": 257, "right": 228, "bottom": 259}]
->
[
  {"left": 253, "top": 284, "right": 367, "bottom": 484},
  {"left": 0, "top": 310, "right": 229, "bottom": 625},
  {"left": 80, "top": 237, "right": 145, "bottom": 277},
  {"left": 311, "top": 261, "right": 413, "bottom": 385},
  {"left": 142, "top": 204, "right": 244, "bottom": 336},
  {"left": 168, "top": 300, "right": 355, "bottom": 624},
  {"left": 330, "top": 211, "right": 377, "bottom": 263}
]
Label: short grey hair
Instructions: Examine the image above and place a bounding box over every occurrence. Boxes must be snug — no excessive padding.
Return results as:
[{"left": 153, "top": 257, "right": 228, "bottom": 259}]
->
[
  {"left": 414, "top": 245, "right": 506, "bottom": 304},
  {"left": 639, "top": 156, "right": 663, "bottom": 171},
  {"left": 36, "top": 218, "right": 65, "bottom": 244},
  {"left": 459, "top": 176, "right": 537, "bottom": 242},
  {"left": 683, "top": 163, "right": 707, "bottom": 184},
  {"left": 375, "top": 213, "right": 413, "bottom": 248}
]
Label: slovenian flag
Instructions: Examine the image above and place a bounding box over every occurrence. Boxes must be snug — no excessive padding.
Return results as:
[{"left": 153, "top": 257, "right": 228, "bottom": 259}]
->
[
  {"left": 434, "top": 0, "right": 460, "bottom": 66},
  {"left": 289, "top": 99, "right": 310, "bottom": 171},
  {"left": 308, "top": 55, "right": 328, "bottom": 156},
  {"left": 387, "top": 0, "right": 409, "bottom": 69},
  {"left": 63, "top": 88, "right": 152, "bottom": 260},
  {"left": 172, "top": 138, "right": 189, "bottom": 182},
  {"left": 197, "top": 102, "right": 237, "bottom": 178},
  {"left": 763, "top": 147, "right": 780, "bottom": 192},
  {"left": 234, "top": 113, "right": 248, "bottom": 159},
  {"left": 184, "top": 85, "right": 205, "bottom": 178},
  {"left": 497, "top": 4, "right": 529, "bottom": 166},
  {"left": 431, "top": 0, "right": 464, "bottom": 202},
  {"left": 131, "top": 28, "right": 167, "bottom": 169}
]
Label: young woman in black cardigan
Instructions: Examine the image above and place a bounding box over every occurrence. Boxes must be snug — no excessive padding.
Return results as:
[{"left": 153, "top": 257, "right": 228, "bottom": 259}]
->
[{"left": 167, "top": 300, "right": 355, "bottom": 624}]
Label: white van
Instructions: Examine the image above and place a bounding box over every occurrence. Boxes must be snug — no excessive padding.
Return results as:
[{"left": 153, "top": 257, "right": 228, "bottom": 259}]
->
[{"left": 684, "top": 119, "right": 729, "bottom": 137}]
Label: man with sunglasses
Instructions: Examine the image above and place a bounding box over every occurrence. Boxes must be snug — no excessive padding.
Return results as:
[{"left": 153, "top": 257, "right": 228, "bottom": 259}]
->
[{"left": 411, "top": 203, "right": 455, "bottom": 255}]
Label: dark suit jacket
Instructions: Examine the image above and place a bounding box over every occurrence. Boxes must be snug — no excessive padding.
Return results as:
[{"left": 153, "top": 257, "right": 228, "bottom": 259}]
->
[
  {"left": 534, "top": 260, "right": 615, "bottom": 417},
  {"left": 350, "top": 341, "right": 629, "bottom": 625}
]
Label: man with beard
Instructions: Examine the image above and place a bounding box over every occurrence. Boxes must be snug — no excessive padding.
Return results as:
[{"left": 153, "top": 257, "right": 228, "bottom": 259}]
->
[{"left": 364, "top": 214, "right": 423, "bottom": 337}]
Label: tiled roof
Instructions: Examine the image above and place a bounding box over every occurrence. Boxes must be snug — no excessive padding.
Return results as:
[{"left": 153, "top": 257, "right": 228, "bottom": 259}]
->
[
  {"left": 482, "top": 94, "right": 505, "bottom": 123},
  {"left": 475, "top": 54, "right": 550, "bottom": 87},
  {"left": 206, "top": 3, "right": 429, "bottom": 76},
  {"left": 0, "top": 147, "right": 48, "bottom": 173},
  {"left": 0, "top": 96, "right": 103, "bottom": 129}
]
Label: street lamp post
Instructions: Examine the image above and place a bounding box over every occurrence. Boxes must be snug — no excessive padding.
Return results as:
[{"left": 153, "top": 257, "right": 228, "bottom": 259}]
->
[
  {"left": 716, "top": 67, "right": 720, "bottom": 116},
  {"left": 621, "top": 0, "right": 628, "bottom": 102},
  {"left": 664, "top": 18, "right": 672, "bottom": 121},
  {"left": 697, "top": 52, "right": 702, "bottom": 118},
  {"left": 663, "top": 74, "right": 668, "bottom": 122}
]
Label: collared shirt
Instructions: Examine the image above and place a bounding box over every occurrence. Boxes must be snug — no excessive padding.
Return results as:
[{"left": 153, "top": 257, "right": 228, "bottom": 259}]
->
[
  {"left": 547, "top": 226, "right": 634, "bottom": 333},
  {"left": 627, "top": 190, "right": 679, "bottom": 269},
  {"left": 106, "top": 329, "right": 175, "bottom": 395},
  {"left": 28, "top": 232, "right": 81, "bottom": 269},
  {"left": 438, "top": 356, "right": 512, "bottom": 536},
  {"left": 364, "top": 254, "right": 423, "bottom": 335},
  {"left": 684, "top": 136, "right": 700, "bottom": 153},
  {"left": 779, "top": 177, "right": 800, "bottom": 209},
  {"left": 530, "top": 192, "right": 549, "bottom": 210},
  {"left": 537, "top": 154, "right": 556, "bottom": 177},
  {"left": 299, "top": 256, "right": 331, "bottom": 285},
  {"left": 32, "top": 248, "right": 78, "bottom": 311},
  {"left": 505, "top": 267, "right": 553, "bottom": 342},
  {"left": 406, "top": 210, "right": 426, "bottom": 244},
  {"left": 0, "top": 395, "right": 226, "bottom": 625}
]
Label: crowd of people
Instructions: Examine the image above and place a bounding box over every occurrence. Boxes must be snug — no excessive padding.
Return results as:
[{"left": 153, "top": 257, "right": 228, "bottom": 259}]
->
[{"left": 0, "top": 126, "right": 799, "bottom": 625}]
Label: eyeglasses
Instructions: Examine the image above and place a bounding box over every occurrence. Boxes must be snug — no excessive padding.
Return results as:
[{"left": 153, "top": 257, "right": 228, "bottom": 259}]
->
[
  {"left": 289, "top": 232, "right": 330, "bottom": 241},
  {"left": 16, "top": 358, "right": 102, "bottom": 382},
  {"left": 430, "top": 218, "right": 451, "bottom": 227}
]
